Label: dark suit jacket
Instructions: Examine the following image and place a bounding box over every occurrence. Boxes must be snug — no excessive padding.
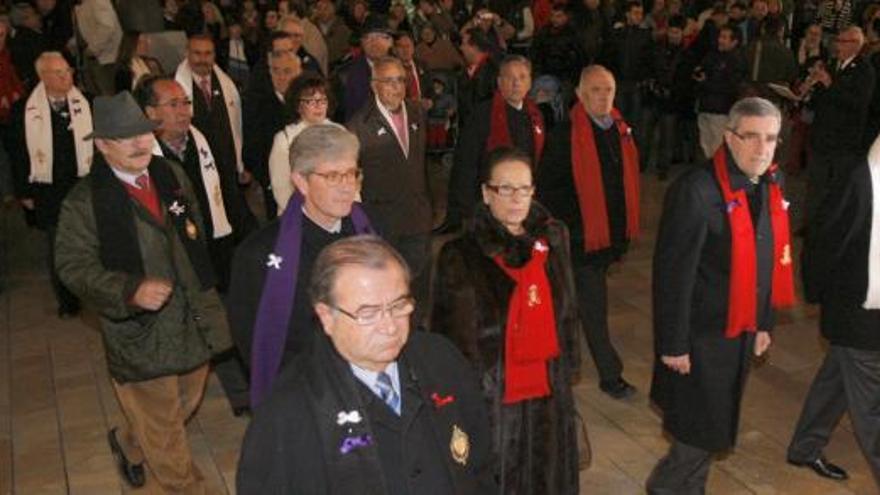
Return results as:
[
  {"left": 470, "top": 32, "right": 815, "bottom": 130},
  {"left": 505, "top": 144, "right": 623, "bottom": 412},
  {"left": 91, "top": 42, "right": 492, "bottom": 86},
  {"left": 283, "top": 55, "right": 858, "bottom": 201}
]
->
[
  {"left": 236, "top": 331, "right": 497, "bottom": 494},
  {"left": 649, "top": 150, "right": 780, "bottom": 452},
  {"left": 456, "top": 57, "right": 498, "bottom": 125},
  {"left": 803, "top": 162, "right": 880, "bottom": 351},
  {"left": 347, "top": 98, "right": 432, "bottom": 238},
  {"left": 335, "top": 55, "right": 373, "bottom": 122},
  {"left": 242, "top": 84, "right": 286, "bottom": 186},
  {"left": 811, "top": 55, "right": 876, "bottom": 155}
]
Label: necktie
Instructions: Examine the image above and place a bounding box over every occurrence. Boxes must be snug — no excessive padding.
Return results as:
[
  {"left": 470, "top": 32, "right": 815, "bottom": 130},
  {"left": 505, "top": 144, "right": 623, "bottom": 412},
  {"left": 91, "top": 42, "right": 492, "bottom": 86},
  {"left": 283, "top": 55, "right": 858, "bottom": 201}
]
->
[
  {"left": 376, "top": 371, "right": 400, "bottom": 415},
  {"left": 198, "top": 76, "right": 212, "bottom": 105},
  {"left": 135, "top": 174, "right": 150, "bottom": 191}
]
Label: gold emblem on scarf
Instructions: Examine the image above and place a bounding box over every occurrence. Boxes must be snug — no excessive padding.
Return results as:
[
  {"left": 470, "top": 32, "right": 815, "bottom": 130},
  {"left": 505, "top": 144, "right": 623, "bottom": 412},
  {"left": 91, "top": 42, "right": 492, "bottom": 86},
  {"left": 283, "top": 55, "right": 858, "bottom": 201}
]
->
[
  {"left": 213, "top": 184, "right": 223, "bottom": 208},
  {"left": 185, "top": 219, "right": 198, "bottom": 240},
  {"left": 780, "top": 243, "right": 791, "bottom": 266},
  {"left": 450, "top": 425, "right": 470, "bottom": 465},
  {"left": 527, "top": 284, "right": 541, "bottom": 307},
  {"left": 36, "top": 150, "right": 46, "bottom": 165}
]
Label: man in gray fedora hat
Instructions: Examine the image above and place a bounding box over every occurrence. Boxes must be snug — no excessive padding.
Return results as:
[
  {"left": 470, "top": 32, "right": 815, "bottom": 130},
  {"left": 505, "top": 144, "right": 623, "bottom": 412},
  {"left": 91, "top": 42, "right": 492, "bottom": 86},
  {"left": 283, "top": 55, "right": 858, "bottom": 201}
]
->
[{"left": 54, "top": 91, "right": 233, "bottom": 494}]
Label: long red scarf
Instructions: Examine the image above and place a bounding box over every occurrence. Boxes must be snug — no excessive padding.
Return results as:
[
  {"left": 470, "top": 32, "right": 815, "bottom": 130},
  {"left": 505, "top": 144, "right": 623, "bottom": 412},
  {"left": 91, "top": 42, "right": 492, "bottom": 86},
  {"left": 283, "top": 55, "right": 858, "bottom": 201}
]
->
[
  {"left": 713, "top": 148, "right": 796, "bottom": 339},
  {"left": 570, "top": 104, "right": 640, "bottom": 252},
  {"left": 486, "top": 90, "right": 545, "bottom": 165},
  {"left": 493, "top": 238, "right": 560, "bottom": 404},
  {"left": 0, "top": 49, "right": 23, "bottom": 124}
]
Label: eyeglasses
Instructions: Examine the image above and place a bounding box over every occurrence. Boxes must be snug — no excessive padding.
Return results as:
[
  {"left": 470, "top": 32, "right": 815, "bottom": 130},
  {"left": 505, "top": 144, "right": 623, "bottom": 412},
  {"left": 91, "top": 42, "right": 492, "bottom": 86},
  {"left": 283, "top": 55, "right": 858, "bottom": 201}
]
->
[
  {"left": 373, "top": 76, "right": 407, "bottom": 85},
  {"left": 44, "top": 68, "right": 73, "bottom": 77},
  {"left": 155, "top": 98, "right": 193, "bottom": 109},
  {"left": 300, "top": 96, "right": 329, "bottom": 107},
  {"left": 485, "top": 183, "right": 535, "bottom": 198},
  {"left": 835, "top": 38, "right": 860, "bottom": 44},
  {"left": 329, "top": 295, "right": 416, "bottom": 326},
  {"left": 729, "top": 129, "right": 781, "bottom": 146},
  {"left": 309, "top": 168, "right": 363, "bottom": 185}
]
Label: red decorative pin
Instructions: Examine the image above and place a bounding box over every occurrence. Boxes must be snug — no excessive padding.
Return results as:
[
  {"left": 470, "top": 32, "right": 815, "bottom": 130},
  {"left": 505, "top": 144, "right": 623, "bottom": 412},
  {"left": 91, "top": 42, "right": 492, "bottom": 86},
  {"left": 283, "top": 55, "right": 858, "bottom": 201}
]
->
[{"left": 431, "top": 392, "right": 455, "bottom": 408}]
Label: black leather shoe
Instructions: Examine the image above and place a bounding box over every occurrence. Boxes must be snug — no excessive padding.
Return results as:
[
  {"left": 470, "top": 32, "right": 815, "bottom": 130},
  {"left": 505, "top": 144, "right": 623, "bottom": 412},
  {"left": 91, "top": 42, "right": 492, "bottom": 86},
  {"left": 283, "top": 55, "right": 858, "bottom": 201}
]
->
[
  {"left": 433, "top": 219, "right": 462, "bottom": 235},
  {"left": 599, "top": 377, "right": 636, "bottom": 400},
  {"left": 789, "top": 457, "right": 849, "bottom": 481},
  {"left": 108, "top": 428, "right": 146, "bottom": 487}
]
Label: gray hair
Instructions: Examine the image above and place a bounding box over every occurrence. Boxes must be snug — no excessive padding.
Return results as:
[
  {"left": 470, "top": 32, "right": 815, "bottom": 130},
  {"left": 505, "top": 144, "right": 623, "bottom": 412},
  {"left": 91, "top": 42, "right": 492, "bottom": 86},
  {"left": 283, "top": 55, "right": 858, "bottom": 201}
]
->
[
  {"left": 34, "top": 51, "right": 67, "bottom": 76},
  {"left": 499, "top": 54, "right": 532, "bottom": 74},
  {"left": 371, "top": 55, "right": 404, "bottom": 76},
  {"left": 289, "top": 124, "right": 360, "bottom": 174},
  {"left": 9, "top": 2, "right": 35, "bottom": 27},
  {"left": 309, "top": 235, "right": 411, "bottom": 305},
  {"left": 727, "top": 97, "right": 781, "bottom": 130}
]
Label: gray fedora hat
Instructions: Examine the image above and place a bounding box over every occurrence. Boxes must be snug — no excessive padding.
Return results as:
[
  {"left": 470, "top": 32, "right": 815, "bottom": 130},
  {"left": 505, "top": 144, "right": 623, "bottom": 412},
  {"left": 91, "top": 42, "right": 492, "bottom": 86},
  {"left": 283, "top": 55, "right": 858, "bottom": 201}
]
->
[{"left": 84, "top": 91, "right": 158, "bottom": 140}]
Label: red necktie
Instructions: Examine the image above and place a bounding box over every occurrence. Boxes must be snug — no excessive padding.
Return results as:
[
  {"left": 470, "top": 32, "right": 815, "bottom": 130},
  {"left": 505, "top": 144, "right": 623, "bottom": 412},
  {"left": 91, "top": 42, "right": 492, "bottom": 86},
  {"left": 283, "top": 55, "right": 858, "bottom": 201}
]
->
[
  {"left": 198, "top": 76, "right": 212, "bottom": 105},
  {"left": 135, "top": 173, "right": 150, "bottom": 191}
]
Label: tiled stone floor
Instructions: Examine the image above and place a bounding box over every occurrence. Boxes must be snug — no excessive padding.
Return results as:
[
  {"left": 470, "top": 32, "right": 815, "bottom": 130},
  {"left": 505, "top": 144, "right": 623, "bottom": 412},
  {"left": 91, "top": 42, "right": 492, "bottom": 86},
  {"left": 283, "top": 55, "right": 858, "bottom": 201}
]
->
[{"left": 1, "top": 167, "right": 877, "bottom": 494}]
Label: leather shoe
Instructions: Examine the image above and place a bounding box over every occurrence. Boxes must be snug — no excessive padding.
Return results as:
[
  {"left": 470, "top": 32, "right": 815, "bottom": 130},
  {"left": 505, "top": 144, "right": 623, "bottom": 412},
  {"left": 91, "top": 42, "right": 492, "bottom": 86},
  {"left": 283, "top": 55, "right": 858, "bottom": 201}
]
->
[
  {"left": 108, "top": 428, "right": 146, "bottom": 487},
  {"left": 789, "top": 456, "right": 849, "bottom": 481},
  {"left": 599, "top": 377, "right": 636, "bottom": 400}
]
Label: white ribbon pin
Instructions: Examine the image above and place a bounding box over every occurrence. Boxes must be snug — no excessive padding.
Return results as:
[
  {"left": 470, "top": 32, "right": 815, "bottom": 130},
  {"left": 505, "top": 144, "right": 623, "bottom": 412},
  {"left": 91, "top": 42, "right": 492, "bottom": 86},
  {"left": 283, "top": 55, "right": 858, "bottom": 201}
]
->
[
  {"left": 337, "top": 410, "right": 363, "bottom": 425},
  {"left": 169, "top": 201, "right": 186, "bottom": 216},
  {"left": 377, "top": 127, "right": 387, "bottom": 136},
  {"left": 782, "top": 199, "right": 790, "bottom": 211},
  {"left": 534, "top": 240, "right": 548, "bottom": 252},
  {"left": 266, "top": 253, "right": 283, "bottom": 270}
]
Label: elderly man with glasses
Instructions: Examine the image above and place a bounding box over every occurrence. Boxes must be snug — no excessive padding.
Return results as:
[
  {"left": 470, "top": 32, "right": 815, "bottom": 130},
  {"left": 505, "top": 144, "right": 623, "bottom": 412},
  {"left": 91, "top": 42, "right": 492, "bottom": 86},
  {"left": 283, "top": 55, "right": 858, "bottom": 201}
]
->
[
  {"left": 237, "top": 235, "right": 496, "bottom": 494},
  {"left": 227, "top": 124, "right": 373, "bottom": 408}
]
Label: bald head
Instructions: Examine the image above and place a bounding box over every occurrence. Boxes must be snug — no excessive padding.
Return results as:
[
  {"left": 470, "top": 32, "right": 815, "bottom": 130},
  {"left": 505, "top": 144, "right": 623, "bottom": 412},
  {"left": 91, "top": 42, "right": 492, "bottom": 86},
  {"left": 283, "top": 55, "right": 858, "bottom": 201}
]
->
[
  {"left": 577, "top": 65, "right": 616, "bottom": 118},
  {"left": 835, "top": 26, "right": 865, "bottom": 60}
]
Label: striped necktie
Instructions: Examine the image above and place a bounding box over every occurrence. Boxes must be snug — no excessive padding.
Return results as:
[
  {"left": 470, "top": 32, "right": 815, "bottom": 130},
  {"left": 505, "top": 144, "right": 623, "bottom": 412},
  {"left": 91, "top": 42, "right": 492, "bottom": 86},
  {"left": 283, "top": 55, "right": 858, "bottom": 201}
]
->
[{"left": 375, "top": 371, "right": 400, "bottom": 415}]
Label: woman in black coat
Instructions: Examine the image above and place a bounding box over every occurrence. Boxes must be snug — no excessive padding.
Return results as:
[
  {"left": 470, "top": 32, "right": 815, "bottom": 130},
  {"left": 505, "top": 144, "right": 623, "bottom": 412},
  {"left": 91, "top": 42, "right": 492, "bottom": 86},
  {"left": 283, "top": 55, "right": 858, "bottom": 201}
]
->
[{"left": 431, "top": 146, "right": 584, "bottom": 494}]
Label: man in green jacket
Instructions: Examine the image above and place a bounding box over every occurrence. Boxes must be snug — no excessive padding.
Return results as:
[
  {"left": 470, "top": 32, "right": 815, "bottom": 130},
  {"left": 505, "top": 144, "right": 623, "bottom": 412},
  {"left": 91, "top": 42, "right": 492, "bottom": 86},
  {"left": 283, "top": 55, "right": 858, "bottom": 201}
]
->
[{"left": 55, "top": 92, "right": 232, "bottom": 494}]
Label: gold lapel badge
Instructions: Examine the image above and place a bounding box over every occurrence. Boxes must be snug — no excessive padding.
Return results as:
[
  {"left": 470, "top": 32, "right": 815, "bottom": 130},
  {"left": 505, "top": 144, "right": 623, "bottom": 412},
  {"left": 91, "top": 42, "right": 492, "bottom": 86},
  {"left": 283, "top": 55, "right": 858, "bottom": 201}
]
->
[
  {"left": 780, "top": 243, "right": 792, "bottom": 266},
  {"left": 450, "top": 425, "right": 470, "bottom": 466},
  {"left": 185, "top": 219, "right": 198, "bottom": 240}
]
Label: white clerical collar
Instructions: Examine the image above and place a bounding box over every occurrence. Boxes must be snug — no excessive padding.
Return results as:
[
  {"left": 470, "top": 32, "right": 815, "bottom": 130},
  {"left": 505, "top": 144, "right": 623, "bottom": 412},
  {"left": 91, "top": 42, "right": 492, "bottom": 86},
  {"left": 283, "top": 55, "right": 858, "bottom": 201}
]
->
[
  {"left": 302, "top": 206, "right": 342, "bottom": 233},
  {"left": 508, "top": 100, "right": 524, "bottom": 111}
]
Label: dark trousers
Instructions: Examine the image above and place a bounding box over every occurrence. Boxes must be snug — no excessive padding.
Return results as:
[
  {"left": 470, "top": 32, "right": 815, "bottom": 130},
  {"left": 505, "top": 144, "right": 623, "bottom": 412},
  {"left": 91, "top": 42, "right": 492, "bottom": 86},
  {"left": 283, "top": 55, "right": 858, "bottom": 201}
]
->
[
  {"left": 46, "top": 226, "right": 80, "bottom": 313},
  {"left": 616, "top": 83, "right": 647, "bottom": 168},
  {"left": 803, "top": 149, "right": 856, "bottom": 228},
  {"left": 213, "top": 280, "right": 250, "bottom": 412},
  {"left": 646, "top": 439, "right": 713, "bottom": 495},
  {"left": 573, "top": 263, "right": 623, "bottom": 382},
  {"left": 787, "top": 345, "right": 880, "bottom": 484},
  {"left": 207, "top": 234, "right": 235, "bottom": 294}
]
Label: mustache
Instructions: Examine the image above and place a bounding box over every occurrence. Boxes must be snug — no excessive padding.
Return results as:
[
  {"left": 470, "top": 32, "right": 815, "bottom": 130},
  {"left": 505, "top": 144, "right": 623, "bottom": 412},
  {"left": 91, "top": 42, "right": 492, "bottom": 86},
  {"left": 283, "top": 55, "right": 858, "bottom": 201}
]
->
[{"left": 128, "top": 150, "right": 150, "bottom": 159}]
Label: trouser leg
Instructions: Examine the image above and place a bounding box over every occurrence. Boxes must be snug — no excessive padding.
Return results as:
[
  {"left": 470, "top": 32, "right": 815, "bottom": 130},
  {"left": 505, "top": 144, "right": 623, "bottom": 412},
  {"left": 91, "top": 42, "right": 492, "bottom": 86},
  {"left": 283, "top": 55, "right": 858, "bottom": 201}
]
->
[
  {"left": 787, "top": 349, "right": 848, "bottom": 463},
  {"left": 646, "top": 439, "right": 713, "bottom": 495},
  {"left": 112, "top": 365, "right": 210, "bottom": 494},
  {"left": 658, "top": 113, "right": 678, "bottom": 175},
  {"left": 46, "top": 226, "right": 79, "bottom": 313},
  {"left": 573, "top": 263, "right": 622, "bottom": 382},
  {"left": 838, "top": 346, "right": 880, "bottom": 485},
  {"left": 803, "top": 150, "right": 834, "bottom": 228}
]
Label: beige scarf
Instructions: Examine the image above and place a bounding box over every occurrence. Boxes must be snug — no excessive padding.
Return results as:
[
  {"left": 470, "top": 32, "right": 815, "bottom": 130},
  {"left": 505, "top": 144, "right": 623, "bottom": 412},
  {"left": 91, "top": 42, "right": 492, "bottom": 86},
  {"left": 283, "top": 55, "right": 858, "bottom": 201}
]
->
[
  {"left": 174, "top": 61, "right": 244, "bottom": 174},
  {"left": 152, "top": 126, "right": 233, "bottom": 239},
  {"left": 25, "top": 82, "right": 93, "bottom": 184}
]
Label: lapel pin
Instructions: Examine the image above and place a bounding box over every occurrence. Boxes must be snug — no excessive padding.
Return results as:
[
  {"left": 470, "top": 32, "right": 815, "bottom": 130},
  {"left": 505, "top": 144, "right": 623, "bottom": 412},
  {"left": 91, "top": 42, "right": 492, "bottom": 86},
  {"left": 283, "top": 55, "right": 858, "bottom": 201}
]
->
[
  {"left": 339, "top": 434, "right": 373, "bottom": 455},
  {"left": 336, "top": 410, "right": 363, "bottom": 425},
  {"left": 450, "top": 425, "right": 470, "bottom": 465},
  {"left": 169, "top": 201, "right": 186, "bottom": 216},
  {"left": 266, "top": 253, "right": 283, "bottom": 270}
]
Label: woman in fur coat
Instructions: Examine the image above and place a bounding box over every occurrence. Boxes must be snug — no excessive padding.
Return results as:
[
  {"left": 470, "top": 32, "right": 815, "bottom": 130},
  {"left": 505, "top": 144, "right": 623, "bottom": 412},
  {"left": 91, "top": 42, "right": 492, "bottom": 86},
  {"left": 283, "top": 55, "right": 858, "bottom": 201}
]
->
[{"left": 431, "top": 146, "right": 584, "bottom": 494}]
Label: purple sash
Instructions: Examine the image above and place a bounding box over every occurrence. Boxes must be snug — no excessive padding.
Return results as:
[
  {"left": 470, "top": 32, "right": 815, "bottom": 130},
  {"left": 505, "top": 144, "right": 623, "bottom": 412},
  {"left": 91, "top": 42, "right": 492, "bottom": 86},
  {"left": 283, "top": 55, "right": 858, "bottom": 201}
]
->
[{"left": 250, "top": 193, "right": 372, "bottom": 406}]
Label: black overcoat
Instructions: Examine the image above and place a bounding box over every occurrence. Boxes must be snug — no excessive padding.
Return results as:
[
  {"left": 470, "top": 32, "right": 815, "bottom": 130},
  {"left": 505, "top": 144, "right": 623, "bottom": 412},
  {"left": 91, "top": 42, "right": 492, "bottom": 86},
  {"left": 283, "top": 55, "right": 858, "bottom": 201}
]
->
[
  {"left": 431, "top": 203, "right": 582, "bottom": 494},
  {"left": 236, "top": 331, "right": 497, "bottom": 494},
  {"left": 803, "top": 162, "right": 880, "bottom": 351},
  {"left": 650, "top": 150, "right": 781, "bottom": 452}
]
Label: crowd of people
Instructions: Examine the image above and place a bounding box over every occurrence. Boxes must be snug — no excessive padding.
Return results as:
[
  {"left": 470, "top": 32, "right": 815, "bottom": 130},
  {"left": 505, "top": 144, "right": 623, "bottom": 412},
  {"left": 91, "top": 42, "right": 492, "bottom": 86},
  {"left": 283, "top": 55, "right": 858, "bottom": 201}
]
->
[{"left": 2, "top": 0, "right": 880, "bottom": 493}]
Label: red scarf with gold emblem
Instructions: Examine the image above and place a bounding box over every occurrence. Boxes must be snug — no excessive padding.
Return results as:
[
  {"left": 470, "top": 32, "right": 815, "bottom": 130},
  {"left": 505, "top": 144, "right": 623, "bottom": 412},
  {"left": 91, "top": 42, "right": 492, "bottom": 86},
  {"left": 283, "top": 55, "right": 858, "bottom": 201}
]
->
[
  {"left": 493, "top": 238, "right": 560, "bottom": 404},
  {"left": 486, "top": 91, "right": 545, "bottom": 165},
  {"left": 570, "top": 104, "right": 640, "bottom": 252},
  {"left": 713, "top": 148, "right": 796, "bottom": 339}
]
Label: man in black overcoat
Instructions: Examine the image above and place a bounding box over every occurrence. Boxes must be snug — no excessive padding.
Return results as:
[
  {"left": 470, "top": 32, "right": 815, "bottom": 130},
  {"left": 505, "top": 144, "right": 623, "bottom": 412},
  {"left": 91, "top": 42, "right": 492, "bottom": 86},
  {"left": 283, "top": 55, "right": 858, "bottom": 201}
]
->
[
  {"left": 648, "top": 97, "right": 794, "bottom": 494},
  {"left": 236, "top": 235, "right": 496, "bottom": 494},
  {"left": 786, "top": 136, "right": 880, "bottom": 485}
]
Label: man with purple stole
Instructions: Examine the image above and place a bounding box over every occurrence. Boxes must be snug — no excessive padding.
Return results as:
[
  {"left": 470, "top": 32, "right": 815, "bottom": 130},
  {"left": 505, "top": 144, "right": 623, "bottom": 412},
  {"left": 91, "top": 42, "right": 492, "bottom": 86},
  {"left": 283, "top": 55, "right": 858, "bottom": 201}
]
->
[{"left": 227, "top": 125, "right": 372, "bottom": 407}]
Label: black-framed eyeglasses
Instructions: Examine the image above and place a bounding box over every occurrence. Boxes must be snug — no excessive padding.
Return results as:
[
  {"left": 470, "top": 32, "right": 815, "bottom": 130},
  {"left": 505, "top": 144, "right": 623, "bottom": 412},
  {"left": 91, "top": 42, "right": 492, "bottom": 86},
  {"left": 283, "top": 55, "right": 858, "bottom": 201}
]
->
[
  {"left": 728, "top": 129, "right": 782, "bottom": 146},
  {"left": 300, "top": 96, "right": 329, "bottom": 107},
  {"left": 309, "top": 168, "right": 363, "bottom": 185},
  {"left": 329, "top": 295, "right": 416, "bottom": 326},
  {"left": 484, "top": 183, "right": 535, "bottom": 198}
]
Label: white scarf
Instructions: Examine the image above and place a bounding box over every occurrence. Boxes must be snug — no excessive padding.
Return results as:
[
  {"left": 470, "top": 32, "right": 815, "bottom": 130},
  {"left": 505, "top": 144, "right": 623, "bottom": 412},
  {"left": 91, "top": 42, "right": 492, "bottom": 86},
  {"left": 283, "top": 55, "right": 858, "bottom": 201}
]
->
[
  {"left": 25, "top": 83, "right": 93, "bottom": 184},
  {"left": 130, "top": 57, "right": 152, "bottom": 90},
  {"left": 152, "top": 126, "right": 233, "bottom": 239},
  {"left": 174, "top": 61, "right": 244, "bottom": 174},
  {"left": 864, "top": 137, "right": 880, "bottom": 309}
]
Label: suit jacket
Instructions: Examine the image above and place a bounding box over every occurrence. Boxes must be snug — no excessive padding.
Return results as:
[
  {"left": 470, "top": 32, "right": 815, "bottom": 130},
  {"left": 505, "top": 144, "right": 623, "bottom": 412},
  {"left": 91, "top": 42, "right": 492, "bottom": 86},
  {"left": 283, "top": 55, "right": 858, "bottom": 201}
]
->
[
  {"left": 335, "top": 55, "right": 373, "bottom": 122},
  {"left": 75, "top": 0, "right": 123, "bottom": 64},
  {"left": 347, "top": 98, "right": 432, "bottom": 238},
  {"left": 811, "top": 54, "right": 876, "bottom": 155},
  {"left": 649, "top": 150, "right": 780, "bottom": 452},
  {"left": 236, "top": 331, "right": 497, "bottom": 494},
  {"left": 456, "top": 58, "right": 498, "bottom": 125},
  {"left": 242, "top": 83, "right": 286, "bottom": 186},
  {"left": 803, "top": 162, "right": 880, "bottom": 351}
]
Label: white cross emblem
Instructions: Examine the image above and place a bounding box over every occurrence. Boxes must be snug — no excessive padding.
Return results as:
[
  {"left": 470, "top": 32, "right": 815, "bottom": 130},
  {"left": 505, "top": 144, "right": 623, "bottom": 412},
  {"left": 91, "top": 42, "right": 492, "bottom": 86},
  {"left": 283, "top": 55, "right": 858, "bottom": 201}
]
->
[
  {"left": 266, "top": 253, "right": 283, "bottom": 270},
  {"left": 534, "top": 241, "right": 548, "bottom": 252},
  {"left": 336, "top": 410, "right": 363, "bottom": 426},
  {"left": 169, "top": 201, "right": 186, "bottom": 216},
  {"left": 782, "top": 199, "right": 790, "bottom": 211},
  {"left": 535, "top": 125, "right": 543, "bottom": 135},
  {"left": 377, "top": 127, "right": 387, "bottom": 136}
]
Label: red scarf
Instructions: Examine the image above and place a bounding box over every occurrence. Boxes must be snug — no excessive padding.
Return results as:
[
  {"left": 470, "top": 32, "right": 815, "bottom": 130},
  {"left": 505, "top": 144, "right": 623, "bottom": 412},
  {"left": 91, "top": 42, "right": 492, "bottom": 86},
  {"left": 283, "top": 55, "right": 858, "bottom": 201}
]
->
[
  {"left": 0, "top": 48, "right": 23, "bottom": 124},
  {"left": 493, "top": 238, "right": 560, "bottom": 404},
  {"left": 486, "top": 91, "right": 545, "bottom": 165},
  {"left": 713, "top": 148, "right": 795, "bottom": 339},
  {"left": 570, "top": 104, "right": 640, "bottom": 252}
]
